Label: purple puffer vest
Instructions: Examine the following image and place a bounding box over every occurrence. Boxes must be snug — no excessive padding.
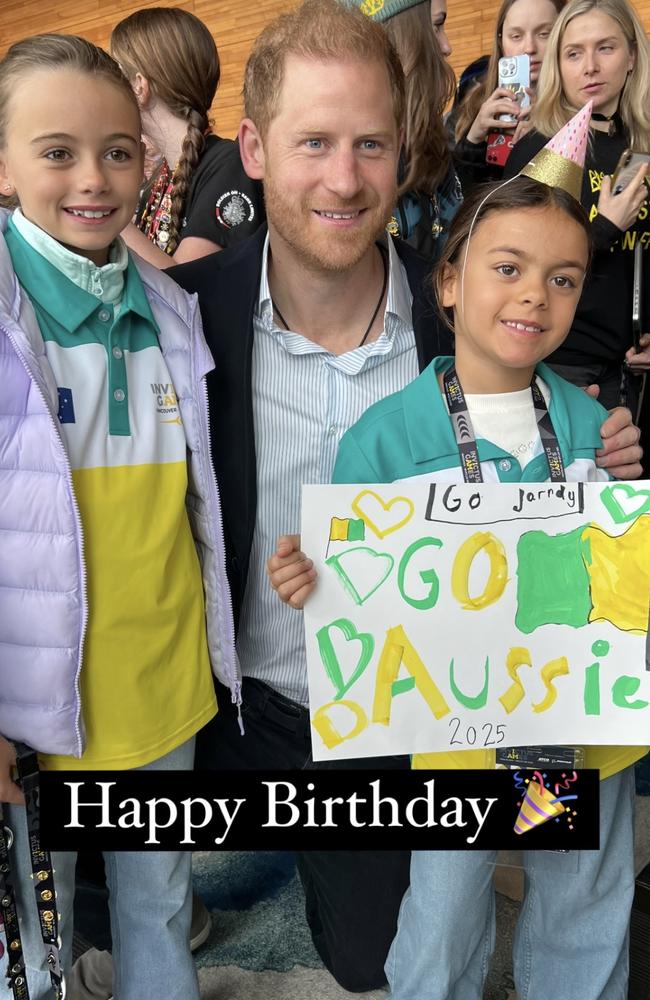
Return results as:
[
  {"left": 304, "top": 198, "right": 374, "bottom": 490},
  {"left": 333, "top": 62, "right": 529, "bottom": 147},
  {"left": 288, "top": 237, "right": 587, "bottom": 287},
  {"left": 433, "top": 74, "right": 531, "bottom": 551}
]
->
[{"left": 0, "top": 212, "right": 238, "bottom": 756}]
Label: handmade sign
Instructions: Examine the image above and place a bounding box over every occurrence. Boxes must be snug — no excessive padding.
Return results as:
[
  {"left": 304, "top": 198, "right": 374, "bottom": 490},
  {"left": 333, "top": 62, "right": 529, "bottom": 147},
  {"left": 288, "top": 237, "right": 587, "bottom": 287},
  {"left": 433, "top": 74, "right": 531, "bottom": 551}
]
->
[{"left": 301, "top": 481, "right": 650, "bottom": 761}]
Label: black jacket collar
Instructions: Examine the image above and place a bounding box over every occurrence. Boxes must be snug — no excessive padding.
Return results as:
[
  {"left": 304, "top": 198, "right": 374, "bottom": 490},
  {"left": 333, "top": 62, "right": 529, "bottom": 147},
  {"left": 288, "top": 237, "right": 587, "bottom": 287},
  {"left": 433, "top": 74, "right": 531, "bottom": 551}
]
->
[{"left": 168, "top": 226, "right": 451, "bottom": 628}]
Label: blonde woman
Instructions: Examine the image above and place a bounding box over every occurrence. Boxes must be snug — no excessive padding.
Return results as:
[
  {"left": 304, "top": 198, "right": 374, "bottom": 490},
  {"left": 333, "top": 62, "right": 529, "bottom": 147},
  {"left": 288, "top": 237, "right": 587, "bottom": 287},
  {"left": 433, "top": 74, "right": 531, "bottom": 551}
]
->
[
  {"left": 505, "top": 0, "right": 650, "bottom": 411},
  {"left": 454, "top": 0, "right": 565, "bottom": 189},
  {"left": 111, "top": 7, "right": 265, "bottom": 266}
]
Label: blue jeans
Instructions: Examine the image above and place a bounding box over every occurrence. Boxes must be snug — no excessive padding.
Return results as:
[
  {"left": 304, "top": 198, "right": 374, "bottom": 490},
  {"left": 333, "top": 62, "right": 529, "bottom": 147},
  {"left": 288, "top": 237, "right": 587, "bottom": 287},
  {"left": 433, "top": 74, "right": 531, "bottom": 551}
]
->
[
  {"left": 386, "top": 767, "right": 635, "bottom": 1000},
  {"left": 1, "top": 738, "right": 198, "bottom": 1000}
]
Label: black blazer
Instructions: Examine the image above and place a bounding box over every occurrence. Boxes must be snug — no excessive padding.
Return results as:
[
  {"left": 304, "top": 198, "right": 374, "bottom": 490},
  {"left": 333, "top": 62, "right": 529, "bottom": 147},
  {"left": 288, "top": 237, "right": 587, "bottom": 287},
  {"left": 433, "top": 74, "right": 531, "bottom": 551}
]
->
[{"left": 168, "top": 226, "right": 452, "bottom": 630}]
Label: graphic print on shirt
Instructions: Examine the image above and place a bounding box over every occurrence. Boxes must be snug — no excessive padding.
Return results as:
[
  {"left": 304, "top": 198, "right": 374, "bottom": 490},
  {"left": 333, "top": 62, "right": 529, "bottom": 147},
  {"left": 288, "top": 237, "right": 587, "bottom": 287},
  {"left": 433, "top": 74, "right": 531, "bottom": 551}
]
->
[{"left": 215, "top": 189, "right": 255, "bottom": 229}]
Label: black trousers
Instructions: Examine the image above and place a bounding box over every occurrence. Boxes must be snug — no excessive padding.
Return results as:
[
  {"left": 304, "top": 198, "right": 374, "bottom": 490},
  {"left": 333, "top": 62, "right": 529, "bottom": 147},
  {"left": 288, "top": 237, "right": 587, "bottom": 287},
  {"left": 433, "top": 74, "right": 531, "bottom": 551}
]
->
[{"left": 196, "top": 677, "right": 411, "bottom": 992}]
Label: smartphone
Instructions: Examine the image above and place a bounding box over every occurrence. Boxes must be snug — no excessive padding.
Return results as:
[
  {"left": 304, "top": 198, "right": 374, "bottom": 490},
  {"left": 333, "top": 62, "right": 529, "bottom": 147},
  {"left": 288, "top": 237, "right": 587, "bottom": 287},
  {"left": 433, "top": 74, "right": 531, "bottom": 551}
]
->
[
  {"left": 486, "top": 130, "right": 515, "bottom": 167},
  {"left": 497, "top": 54, "right": 531, "bottom": 124},
  {"left": 633, "top": 240, "right": 643, "bottom": 353},
  {"left": 612, "top": 149, "right": 650, "bottom": 195}
]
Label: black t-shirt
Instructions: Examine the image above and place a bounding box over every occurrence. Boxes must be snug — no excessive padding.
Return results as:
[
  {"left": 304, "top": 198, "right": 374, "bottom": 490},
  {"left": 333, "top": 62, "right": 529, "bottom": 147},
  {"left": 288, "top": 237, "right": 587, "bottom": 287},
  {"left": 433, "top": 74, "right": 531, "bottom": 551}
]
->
[
  {"left": 505, "top": 126, "right": 649, "bottom": 367},
  {"left": 181, "top": 135, "right": 265, "bottom": 249}
]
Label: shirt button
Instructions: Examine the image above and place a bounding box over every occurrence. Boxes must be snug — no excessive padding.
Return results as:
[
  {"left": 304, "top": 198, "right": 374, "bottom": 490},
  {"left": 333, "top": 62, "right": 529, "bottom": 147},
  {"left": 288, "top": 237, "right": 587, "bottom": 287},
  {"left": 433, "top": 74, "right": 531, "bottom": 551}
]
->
[
  {"left": 499, "top": 459, "right": 512, "bottom": 472},
  {"left": 328, "top": 425, "right": 337, "bottom": 436},
  {"left": 113, "top": 388, "right": 125, "bottom": 403},
  {"left": 112, "top": 346, "right": 123, "bottom": 360},
  {"left": 98, "top": 309, "right": 111, "bottom": 322}
]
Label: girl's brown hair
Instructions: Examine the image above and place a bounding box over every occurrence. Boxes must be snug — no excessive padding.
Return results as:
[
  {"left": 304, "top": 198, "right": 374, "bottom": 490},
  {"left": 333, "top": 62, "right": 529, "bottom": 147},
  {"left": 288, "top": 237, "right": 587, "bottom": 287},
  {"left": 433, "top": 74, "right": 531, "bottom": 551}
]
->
[
  {"left": 111, "top": 7, "right": 220, "bottom": 248},
  {"left": 0, "top": 33, "right": 138, "bottom": 209},
  {"left": 455, "top": 0, "right": 565, "bottom": 143},
  {"left": 433, "top": 176, "right": 592, "bottom": 328},
  {"left": 382, "top": 2, "right": 456, "bottom": 196}
]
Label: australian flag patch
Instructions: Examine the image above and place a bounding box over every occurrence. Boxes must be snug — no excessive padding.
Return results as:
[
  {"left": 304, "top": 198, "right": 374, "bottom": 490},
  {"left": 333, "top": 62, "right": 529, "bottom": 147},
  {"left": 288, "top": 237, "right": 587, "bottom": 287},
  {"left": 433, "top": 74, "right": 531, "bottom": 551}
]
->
[{"left": 57, "top": 387, "right": 76, "bottom": 424}]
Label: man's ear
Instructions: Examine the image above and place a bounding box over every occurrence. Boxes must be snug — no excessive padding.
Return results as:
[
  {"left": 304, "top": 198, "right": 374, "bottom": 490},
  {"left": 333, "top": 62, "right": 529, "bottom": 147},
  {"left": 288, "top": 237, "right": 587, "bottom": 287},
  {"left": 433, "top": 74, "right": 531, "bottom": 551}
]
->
[
  {"left": 238, "top": 118, "right": 265, "bottom": 180},
  {"left": 440, "top": 262, "right": 458, "bottom": 309}
]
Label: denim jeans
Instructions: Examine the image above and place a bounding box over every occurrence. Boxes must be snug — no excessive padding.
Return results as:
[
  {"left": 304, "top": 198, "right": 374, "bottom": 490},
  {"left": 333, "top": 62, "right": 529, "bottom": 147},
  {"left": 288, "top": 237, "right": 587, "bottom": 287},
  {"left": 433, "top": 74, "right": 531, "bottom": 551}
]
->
[
  {"left": 386, "top": 767, "right": 635, "bottom": 1000},
  {"left": 196, "top": 677, "right": 411, "bottom": 991},
  {"left": 1, "top": 737, "right": 197, "bottom": 1000}
]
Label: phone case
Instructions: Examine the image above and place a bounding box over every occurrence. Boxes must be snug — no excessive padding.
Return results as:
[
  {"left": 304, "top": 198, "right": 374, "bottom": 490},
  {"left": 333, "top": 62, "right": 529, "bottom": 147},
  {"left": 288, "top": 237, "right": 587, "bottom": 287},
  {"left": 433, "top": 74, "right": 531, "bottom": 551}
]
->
[
  {"left": 612, "top": 149, "right": 650, "bottom": 195},
  {"left": 486, "top": 130, "right": 515, "bottom": 167},
  {"left": 498, "top": 55, "right": 531, "bottom": 124}
]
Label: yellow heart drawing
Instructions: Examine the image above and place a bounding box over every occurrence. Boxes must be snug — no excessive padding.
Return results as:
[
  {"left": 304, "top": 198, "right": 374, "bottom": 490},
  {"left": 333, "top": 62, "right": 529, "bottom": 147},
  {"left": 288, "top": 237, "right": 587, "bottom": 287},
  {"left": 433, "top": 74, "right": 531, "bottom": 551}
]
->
[{"left": 351, "top": 489, "right": 414, "bottom": 539}]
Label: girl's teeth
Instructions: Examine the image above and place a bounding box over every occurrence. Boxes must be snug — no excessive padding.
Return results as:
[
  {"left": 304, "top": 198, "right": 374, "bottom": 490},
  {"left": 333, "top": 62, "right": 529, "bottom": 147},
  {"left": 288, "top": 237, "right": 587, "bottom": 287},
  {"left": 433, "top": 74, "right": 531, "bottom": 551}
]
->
[
  {"left": 69, "top": 209, "right": 112, "bottom": 218},
  {"left": 506, "top": 321, "right": 540, "bottom": 333}
]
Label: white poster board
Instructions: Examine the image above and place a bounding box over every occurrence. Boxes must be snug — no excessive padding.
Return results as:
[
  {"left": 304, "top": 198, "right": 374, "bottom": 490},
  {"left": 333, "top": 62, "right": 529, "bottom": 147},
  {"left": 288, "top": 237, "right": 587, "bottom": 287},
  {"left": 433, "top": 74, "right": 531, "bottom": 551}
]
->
[{"left": 302, "top": 481, "right": 650, "bottom": 761}]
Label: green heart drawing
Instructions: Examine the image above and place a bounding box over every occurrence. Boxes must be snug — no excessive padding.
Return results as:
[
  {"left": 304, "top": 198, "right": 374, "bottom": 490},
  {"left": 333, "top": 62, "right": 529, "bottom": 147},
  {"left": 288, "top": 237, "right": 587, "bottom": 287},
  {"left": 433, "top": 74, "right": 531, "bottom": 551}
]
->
[
  {"left": 316, "top": 618, "right": 375, "bottom": 700},
  {"left": 600, "top": 483, "right": 650, "bottom": 524},
  {"left": 326, "top": 546, "right": 395, "bottom": 605}
]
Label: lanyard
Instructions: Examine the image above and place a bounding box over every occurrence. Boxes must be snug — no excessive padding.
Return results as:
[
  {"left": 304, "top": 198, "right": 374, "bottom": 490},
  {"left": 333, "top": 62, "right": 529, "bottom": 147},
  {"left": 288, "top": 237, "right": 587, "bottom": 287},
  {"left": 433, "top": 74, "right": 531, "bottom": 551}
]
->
[
  {"left": 0, "top": 744, "right": 63, "bottom": 1000},
  {"left": 442, "top": 366, "right": 566, "bottom": 484}
]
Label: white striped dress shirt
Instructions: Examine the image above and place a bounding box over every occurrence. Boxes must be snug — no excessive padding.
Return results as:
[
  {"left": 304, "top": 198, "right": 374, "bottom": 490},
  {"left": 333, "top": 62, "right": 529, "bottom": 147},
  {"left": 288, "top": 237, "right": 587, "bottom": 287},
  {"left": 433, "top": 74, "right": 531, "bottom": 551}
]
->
[{"left": 237, "top": 234, "right": 420, "bottom": 705}]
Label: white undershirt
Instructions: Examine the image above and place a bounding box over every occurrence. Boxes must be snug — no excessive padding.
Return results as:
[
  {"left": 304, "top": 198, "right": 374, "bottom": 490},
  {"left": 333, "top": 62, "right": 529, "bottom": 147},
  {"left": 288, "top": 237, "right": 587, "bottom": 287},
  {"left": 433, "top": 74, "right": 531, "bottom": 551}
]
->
[{"left": 462, "top": 378, "right": 551, "bottom": 470}]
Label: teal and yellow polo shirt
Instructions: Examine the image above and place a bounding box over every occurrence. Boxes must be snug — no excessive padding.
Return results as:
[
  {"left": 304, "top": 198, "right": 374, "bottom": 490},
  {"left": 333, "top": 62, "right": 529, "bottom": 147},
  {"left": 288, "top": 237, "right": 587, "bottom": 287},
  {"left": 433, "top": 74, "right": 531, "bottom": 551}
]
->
[{"left": 6, "top": 216, "right": 216, "bottom": 769}]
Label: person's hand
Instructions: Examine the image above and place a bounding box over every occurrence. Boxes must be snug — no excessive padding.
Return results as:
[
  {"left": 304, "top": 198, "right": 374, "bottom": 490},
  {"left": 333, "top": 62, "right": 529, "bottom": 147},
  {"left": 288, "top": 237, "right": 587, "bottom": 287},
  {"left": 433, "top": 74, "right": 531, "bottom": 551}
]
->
[
  {"left": 466, "top": 87, "right": 519, "bottom": 144},
  {"left": 512, "top": 93, "right": 534, "bottom": 145},
  {"left": 595, "top": 405, "right": 643, "bottom": 479},
  {"left": 625, "top": 334, "right": 650, "bottom": 373},
  {"left": 0, "top": 735, "right": 24, "bottom": 805},
  {"left": 267, "top": 534, "right": 317, "bottom": 609},
  {"left": 513, "top": 118, "right": 534, "bottom": 145},
  {"left": 597, "top": 164, "right": 648, "bottom": 232}
]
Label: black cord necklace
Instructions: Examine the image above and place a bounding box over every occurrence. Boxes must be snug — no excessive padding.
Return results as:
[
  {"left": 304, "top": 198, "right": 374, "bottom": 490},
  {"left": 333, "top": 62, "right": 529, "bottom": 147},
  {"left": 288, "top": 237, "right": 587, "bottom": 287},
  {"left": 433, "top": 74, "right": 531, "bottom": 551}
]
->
[
  {"left": 271, "top": 244, "right": 389, "bottom": 348},
  {"left": 591, "top": 111, "right": 618, "bottom": 137}
]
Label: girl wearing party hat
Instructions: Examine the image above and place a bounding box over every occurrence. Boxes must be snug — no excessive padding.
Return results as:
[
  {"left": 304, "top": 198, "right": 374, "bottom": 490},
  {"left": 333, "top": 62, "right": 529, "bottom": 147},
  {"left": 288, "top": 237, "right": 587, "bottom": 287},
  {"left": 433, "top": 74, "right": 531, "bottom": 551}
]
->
[
  {"left": 346, "top": 102, "right": 644, "bottom": 1000},
  {"left": 505, "top": 0, "right": 650, "bottom": 415},
  {"left": 271, "top": 104, "right": 646, "bottom": 998}
]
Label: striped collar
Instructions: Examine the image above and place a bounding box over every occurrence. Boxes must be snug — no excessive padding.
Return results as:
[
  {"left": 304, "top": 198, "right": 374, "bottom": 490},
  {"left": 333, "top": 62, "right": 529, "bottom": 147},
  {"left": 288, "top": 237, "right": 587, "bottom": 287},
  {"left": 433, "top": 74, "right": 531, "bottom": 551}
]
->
[{"left": 256, "top": 231, "right": 413, "bottom": 362}]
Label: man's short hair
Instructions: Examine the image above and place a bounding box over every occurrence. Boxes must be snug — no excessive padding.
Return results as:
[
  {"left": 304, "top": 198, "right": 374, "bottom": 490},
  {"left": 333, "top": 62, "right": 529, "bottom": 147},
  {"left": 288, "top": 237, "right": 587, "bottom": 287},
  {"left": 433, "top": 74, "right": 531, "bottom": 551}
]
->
[{"left": 243, "top": 0, "right": 405, "bottom": 137}]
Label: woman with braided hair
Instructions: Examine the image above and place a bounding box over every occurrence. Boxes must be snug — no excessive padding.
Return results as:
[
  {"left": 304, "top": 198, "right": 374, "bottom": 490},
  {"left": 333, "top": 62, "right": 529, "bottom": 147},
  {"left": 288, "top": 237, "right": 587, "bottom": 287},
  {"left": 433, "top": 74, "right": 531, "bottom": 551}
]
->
[{"left": 111, "top": 6, "right": 265, "bottom": 266}]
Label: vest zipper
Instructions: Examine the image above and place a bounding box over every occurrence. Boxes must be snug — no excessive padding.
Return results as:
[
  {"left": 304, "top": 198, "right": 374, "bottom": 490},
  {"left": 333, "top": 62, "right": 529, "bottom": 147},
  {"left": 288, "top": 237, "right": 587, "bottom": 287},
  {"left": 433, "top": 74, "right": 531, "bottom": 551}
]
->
[
  {"left": 199, "top": 375, "right": 241, "bottom": 722},
  {"left": 1, "top": 321, "right": 87, "bottom": 758}
]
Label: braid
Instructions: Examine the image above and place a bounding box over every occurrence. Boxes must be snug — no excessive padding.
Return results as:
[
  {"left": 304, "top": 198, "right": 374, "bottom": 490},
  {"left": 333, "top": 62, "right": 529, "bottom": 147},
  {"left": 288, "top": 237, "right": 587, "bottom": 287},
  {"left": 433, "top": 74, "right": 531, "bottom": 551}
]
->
[{"left": 169, "top": 108, "right": 208, "bottom": 249}]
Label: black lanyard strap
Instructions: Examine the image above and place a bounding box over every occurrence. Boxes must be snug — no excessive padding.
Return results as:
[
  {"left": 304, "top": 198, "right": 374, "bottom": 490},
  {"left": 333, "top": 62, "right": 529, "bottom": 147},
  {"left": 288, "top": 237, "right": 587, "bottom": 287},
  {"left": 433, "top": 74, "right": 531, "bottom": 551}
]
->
[
  {"left": 0, "top": 811, "right": 28, "bottom": 1000},
  {"left": 443, "top": 366, "right": 566, "bottom": 484},
  {"left": 0, "top": 743, "right": 64, "bottom": 1000}
]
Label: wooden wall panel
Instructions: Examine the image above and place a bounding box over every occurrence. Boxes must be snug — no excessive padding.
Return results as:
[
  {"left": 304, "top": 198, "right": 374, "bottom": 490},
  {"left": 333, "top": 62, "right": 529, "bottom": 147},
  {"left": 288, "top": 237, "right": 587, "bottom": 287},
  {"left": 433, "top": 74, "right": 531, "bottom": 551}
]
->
[
  {"left": 1, "top": 1, "right": 649, "bottom": 139},
  {"left": 0, "top": 0, "right": 298, "bottom": 139}
]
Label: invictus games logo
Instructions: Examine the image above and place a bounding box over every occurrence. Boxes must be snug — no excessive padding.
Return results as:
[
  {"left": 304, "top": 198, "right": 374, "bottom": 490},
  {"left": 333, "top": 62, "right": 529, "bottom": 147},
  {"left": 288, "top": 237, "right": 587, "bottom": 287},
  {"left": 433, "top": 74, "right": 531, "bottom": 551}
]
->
[
  {"left": 151, "top": 382, "right": 181, "bottom": 424},
  {"left": 215, "top": 190, "right": 255, "bottom": 229}
]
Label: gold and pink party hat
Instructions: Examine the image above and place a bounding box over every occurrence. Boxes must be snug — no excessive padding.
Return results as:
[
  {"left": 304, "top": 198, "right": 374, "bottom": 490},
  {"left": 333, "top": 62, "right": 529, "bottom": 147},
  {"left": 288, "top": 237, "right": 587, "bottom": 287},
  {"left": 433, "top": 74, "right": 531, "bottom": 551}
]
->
[
  {"left": 514, "top": 778, "right": 565, "bottom": 835},
  {"left": 519, "top": 101, "right": 593, "bottom": 202}
]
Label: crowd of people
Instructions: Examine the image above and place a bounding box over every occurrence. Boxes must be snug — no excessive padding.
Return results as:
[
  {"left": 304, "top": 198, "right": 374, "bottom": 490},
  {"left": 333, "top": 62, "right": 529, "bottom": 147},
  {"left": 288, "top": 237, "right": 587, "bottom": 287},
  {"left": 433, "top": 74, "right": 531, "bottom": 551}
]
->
[{"left": 0, "top": 0, "right": 648, "bottom": 999}]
